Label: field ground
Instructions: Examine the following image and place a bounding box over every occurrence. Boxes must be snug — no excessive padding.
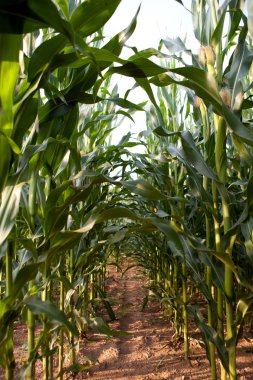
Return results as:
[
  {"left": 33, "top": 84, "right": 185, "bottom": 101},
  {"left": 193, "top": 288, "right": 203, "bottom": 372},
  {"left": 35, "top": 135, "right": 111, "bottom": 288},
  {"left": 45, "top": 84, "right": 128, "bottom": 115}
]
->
[{"left": 1, "top": 262, "right": 253, "bottom": 380}]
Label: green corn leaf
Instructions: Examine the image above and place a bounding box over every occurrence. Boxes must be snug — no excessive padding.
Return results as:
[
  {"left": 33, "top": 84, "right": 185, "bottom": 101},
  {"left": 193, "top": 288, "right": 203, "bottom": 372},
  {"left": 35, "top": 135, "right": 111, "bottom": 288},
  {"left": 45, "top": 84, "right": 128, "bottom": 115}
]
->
[
  {"left": 162, "top": 37, "right": 188, "bottom": 54},
  {"left": 232, "top": 135, "right": 253, "bottom": 165},
  {"left": 129, "top": 47, "right": 168, "bottom": 61},
  {"left": 241, "top": 217, "right": 253, "bottom": 265},
  {"left": 150, "top": 73, "right": 178, "bottom": 87},
  {"left": 180, "top": 131, "right": 217, "bottom": 179},
  {"left": 18, "top": 238, "right": 37, "bottom": 258},
  {"left": 88, "top": 316, "right": 130, "bottom": 337},
  {"left": 13, "top": 97, "right": 38, "bottom": 147},
  {"left": 235, "top": 296, "right": 253, "bottom": 339},
  {"left": 168, "top": 144, "right": 215, "bottom": 213},
  {"left": 70, "top": 0, "right": 121, "bottom": 36},
  {"left": 0, "top": 183, "right": 24, "bottom": 245},
  {"left": 247, "top": 177, "right": 253, "bottom": 215},
  {"left": 0, "top": 0, "right": 73, "bottom": 36},
  {"left": 54, "top": 0, "right": 69, "bottom": 19},
  {"left": 57, "top": 362, "right": 93, "bottom": 378},
  {"left": 24, "top": 296, "right": 78, "bottom": 336},
  {"left": 170, "top": 67, "right": 222, "bottom": 111},
  {"left": 28, "top": 0, "right": 73, "bottom": 39},
  {"left": 63, "top": 6, "right": 140, "bottom": 96},
  {"left": 83, "top": 47, "right": 125, "bottom": 66},
  {"left": 109, "top": 57, "right": 168, "bottom": 78},
  {"left": 222, "top": 105, "right": 253, "bottom": 145},
  {"left": 0, "top": 326, "right": 15, "bottom": 370},
  {"left": 0, "top": 34, "right": 21, "bottom": 133},
  {"left": 228, "top": 6, "right": 245, "bottom": 42},
  {"left": 102, "top": 4, "right": 140, "bottom": 58},
  {"left": 211, "top": 10, "right": 226, "bottom": 49},
  {"left": 242, "top": 98, "right": 253, "bottom": 109},
  {"left": 106, "top": 98, "right": 144, "bottom": 111},
  {"left": 153, "top": 126, "right": 180, "bottom": 136},
  {"left": 93, "top": 207, "right": 139, "bottom": 224},
  {"left": 225, "top": 40, "right": 253, "bottom": 107},
  {"left": 0, "top": 132, "right": 21, "bottom": 155},
  {"left": 188, "top": 306, "right": 229, "bottom": 372},
  {"left": 120, "top": 180, "right": 167, "bottom": 200},
  {"left": 28, "top": 34, "right": 67, "bottom": 81},
  {"left": 135, "top": 76, "right": 162, "bottom": 121},
  {"left": 42, "top": 206, "right": 139, "bottom": 256},
  {"left": 117, "top": 110, "right": 135, "bottom": 123},
  {"left": 148, "top": 217, "right": 184, "bottom": 254},
  {"left": 38, "top": 100, "right": 76, "bottom": 124},
  {"left": 94, "top": 284, "right": 116, "bottom": 320},
  {"left": 12, "top": 263, "right": 40, "bottom": 300},
  {"left": 165, "top": 67, "right": 253, "bottom": 145},
  {"left": 56, "top": 47, "right": 126, "bottom": 71},
  {"left": 0, "top": 2, "right": 46, "bottom": 33},
  {"left": 0, "top": 135, "right": 12, "bottom": 194}
]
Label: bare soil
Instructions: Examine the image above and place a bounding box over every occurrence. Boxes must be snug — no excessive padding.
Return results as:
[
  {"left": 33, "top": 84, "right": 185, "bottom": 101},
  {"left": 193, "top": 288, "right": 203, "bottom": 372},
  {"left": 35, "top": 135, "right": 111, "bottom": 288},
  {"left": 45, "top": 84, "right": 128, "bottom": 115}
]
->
[
  {"left": 79, "top": 263, "right": 253, "bottom": 380},
  {"left": 1, "top": 262, "right": 253, "bottom": 379}
]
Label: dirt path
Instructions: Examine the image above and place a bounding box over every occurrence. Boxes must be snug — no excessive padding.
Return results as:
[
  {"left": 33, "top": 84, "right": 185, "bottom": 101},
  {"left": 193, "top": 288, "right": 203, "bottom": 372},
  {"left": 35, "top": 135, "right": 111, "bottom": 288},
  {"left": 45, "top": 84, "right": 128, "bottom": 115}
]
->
[
  {"left": 79, "top": 263, "right": 253, "bottom": 380},
  {"left": 79, "top": 264, "right": 208, "bottom": 380}
]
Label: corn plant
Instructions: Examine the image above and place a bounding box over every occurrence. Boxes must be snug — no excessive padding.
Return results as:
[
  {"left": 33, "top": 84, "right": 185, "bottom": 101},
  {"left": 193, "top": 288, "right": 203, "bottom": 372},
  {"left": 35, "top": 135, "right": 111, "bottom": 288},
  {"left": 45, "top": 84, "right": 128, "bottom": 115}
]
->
[
  {"left": 132, "top": 1, "right": 253, "bottom": 379},
  {"left": 0, "top": 0, "right": 185, "bottom": 378}
]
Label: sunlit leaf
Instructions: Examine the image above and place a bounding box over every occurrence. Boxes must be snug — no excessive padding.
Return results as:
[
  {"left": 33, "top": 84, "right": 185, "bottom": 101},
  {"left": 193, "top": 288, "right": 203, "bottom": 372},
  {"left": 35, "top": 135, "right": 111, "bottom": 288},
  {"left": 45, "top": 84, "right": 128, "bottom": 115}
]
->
[{"left": 70, "top": 0, "right": 121, "bottom": 36}]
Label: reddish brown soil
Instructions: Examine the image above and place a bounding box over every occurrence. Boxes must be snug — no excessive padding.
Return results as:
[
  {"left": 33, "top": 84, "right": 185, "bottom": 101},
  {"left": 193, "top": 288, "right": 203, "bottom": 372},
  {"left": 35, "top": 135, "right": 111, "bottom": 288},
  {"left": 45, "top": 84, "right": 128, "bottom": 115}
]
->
[
  {"left": 1, "top": 262, "right": 253, "bottom": 379},
  {"left": 78, "top": 264, "right": 253, "bottom": 380}
]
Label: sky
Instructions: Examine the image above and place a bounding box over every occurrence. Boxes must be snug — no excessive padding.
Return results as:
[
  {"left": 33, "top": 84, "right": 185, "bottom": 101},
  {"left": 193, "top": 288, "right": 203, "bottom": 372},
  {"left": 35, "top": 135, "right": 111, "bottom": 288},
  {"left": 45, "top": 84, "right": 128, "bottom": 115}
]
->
[
  {"left": 104, "top": 0, "right": 194, "bottom": 52},
  {"left": 103, "top": 0, "right": 197, "bottom": 145}
]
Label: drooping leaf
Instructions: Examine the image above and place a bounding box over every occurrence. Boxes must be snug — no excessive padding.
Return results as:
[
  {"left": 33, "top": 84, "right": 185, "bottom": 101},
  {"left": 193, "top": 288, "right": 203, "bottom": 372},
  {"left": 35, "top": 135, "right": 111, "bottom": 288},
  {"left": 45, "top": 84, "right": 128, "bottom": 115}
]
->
[
  {"left": 166, "top": 67, "right": 253, "bottom": 145},
  {"left": 94, "top": 285, "right": 116, "bottom": 320},
  {"left": 188, "top": 306, "right": 229, "bottom": 372},
  {"left": 235, "top": 296, "right": 253, "bottom": 339},
  {"left": 170, "top": 67, "right": 222, "bottom": 111},
  {"left": 120, "top": 180, "right": 167, "bottom": 200},
  {"left": 28, "top": 34, "right": 67, "bottom": 81},
  {"left": 24, "top": 296, "right": 78, "bottom": 336},
  {"left": 225, "top": 40, "right": 253, "bottom": 107},
  {"left": 106, "top": 97, "right": 144, "bottom": 111},
  {"left": 12, "top": 263, "right": 40, "bottom": 300},
  {"left": 162, "top": 37, "right": 188, "bottom": 54},
  {"left": 150, "top": 73, "right": 177, "bottom": 87},
  {"left": 0, "top": 34, "right": 21, "bottom": 192},
  {"left": 109, "top": 58, "right": 168, "bottom": 78},
  {"left": 180, "top": 131, "right": 217, "bottom": 179},
  {"left": 88, "top": 316, "right": 130, "bottom": 337}
]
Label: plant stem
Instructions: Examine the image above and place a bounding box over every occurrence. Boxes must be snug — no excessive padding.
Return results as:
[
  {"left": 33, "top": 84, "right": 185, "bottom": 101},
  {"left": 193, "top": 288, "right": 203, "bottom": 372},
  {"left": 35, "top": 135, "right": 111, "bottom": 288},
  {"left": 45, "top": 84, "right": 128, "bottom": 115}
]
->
[
  {"left": 200, "top": 99, "right": 217, "bottom": 379},
  {"left": 69, "top": 249, "right": 76, "bottom": 365},
  {"left": 6, "top": 240, "right": 15, "bottom": 380},
  {"left": 42, "top": 261, "right": 49, "bottom": 380},
  {"left": 26, "top": 171, "right": 37, "bottom": 380},
  {"left": 182, "top": 260, "right": 189, "bottom": 359},
  {"left": 58, "top": 278, "right": 65, "bottom": 380},
  {"left": 215, "top": 116, "right": 237, "bottom": 379},
  {"left": 173, "top": 262, "right": 180, "bottom": 336}
]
